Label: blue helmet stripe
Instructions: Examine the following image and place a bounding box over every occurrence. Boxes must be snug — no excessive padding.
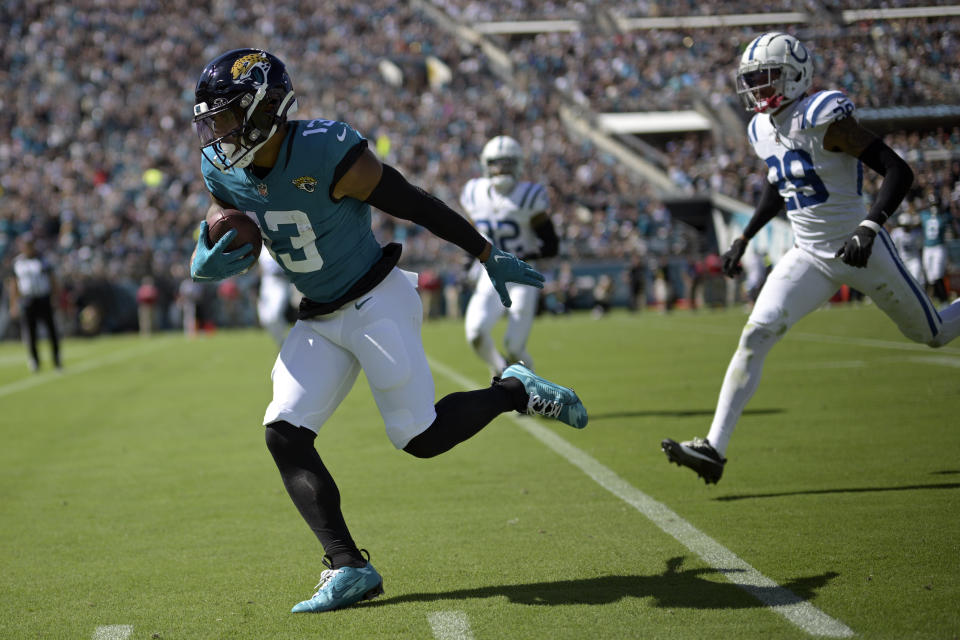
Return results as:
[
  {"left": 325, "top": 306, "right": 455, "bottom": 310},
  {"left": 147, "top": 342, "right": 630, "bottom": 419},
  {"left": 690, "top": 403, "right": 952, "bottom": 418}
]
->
[{"left": 747, "top": 33, "right": 768, "bottom": 60}]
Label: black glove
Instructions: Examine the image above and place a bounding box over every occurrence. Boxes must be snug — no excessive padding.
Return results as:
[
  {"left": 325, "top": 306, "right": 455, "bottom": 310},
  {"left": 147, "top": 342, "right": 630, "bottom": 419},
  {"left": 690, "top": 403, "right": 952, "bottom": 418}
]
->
[
  {"left": 721, "top": 237, "right": 748, "bottom": 277},
  {"left": 835, "top": 225, "right": 877, "bottom": 268}
]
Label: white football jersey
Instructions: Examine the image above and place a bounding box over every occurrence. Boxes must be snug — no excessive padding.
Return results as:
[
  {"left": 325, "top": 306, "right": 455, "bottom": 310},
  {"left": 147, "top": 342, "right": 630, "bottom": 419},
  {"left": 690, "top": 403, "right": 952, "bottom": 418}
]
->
[
  {"left": 13, "top": 254, "right": 52, "bottom": 297},
  {"left": 459, "top": 177, "right": 549, "bottom": 257},
  {"left": 747, "top": 90, "right": 866, "bottom": 258}
]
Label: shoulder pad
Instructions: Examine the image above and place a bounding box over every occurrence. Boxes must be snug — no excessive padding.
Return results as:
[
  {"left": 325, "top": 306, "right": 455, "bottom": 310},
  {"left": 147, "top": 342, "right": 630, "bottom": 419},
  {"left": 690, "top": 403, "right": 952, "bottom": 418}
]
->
[
  {"left": 801, "top": 91, "right": 855, "bottom": 130},
  {"left": 517, "top": 182, "right": 548, "bottom": 211},
  {"left": 747, "top": 114, "right": 764, "bottom": 145}
]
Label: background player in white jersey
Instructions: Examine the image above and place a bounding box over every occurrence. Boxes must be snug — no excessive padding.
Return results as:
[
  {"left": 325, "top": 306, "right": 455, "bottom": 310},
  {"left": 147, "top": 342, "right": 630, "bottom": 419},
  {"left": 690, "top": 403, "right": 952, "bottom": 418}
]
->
[
  {"left": 460, "top": 136, "right": 559, "bottom": 375},
  {"left": 890, "top": 209, "right": 924, "bottom": 286},
  {"left": 257, "top": 250, "right": 292, "bottom": 347},
  {"left": 662, "top": 32, "right": 960, "bottom": 484}
]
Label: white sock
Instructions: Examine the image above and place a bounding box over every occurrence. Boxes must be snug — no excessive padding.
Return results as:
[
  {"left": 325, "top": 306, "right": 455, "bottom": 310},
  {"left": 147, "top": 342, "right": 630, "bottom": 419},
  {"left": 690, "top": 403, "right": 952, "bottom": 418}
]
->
[
  {"left": 470, "top": 333, "right": 507, "bottom": 377},
  {"left": 706, "top": 324, "right": 781, "bottom": 456}
]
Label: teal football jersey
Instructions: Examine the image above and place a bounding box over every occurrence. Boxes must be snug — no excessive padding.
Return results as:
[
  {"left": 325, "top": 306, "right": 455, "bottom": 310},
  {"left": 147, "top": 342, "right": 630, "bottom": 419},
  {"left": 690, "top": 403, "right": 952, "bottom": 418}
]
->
[
  {"left": 920, "top": 208, "right": 948, "bottom": 248},
  {"left": 200, "top": 118, "right": 382, "bottom": 302}
]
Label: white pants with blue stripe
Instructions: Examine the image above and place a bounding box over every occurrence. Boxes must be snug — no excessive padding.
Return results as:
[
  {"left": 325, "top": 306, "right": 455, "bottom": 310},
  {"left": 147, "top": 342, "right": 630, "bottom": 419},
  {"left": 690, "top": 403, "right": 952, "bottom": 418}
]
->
[
  {"left": 705, "top": 231, "right": 960, "bottom": 455},
  {"left": 750, "top": 232, "right": 956, "bottom": 346}
]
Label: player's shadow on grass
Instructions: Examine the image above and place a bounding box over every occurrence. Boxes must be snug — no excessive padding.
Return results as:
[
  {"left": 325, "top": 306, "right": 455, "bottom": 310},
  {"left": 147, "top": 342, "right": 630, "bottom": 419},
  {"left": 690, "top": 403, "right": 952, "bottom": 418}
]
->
[
  {"left": 587, "top": 408, "right": 784, "bottom": 421},
  {"left": 715, "top": 482, "right": 960, "bottom": 501},
  {"left": 366, "top": 556, "right": 837, "bottom": 609}
]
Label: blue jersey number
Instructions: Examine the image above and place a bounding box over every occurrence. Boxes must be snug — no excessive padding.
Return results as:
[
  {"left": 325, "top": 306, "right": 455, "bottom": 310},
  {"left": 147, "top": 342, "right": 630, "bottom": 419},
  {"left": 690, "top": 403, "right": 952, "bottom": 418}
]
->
[
  {"left": 765, "top": 150, "right": 829, "bottom": 210},
  {"left": 475, "top": 219, "right": 521, "bottom": 254}
]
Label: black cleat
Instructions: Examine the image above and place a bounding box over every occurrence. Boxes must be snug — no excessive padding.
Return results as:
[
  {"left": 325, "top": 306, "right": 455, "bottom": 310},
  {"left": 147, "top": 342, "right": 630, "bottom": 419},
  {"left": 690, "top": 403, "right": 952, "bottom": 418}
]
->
[{"left": 662, "top": 437, "right": 726, "bottom": 485}]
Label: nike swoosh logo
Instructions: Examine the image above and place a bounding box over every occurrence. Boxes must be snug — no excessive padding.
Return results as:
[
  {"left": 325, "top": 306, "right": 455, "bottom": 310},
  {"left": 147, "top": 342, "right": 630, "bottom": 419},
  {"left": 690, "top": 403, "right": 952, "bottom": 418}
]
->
[
  {"left": 355, "top": 296, "right": 373, "bottom": 310},
  {"left": 337, "top": 127, "right": 347, "bottom": 142}
]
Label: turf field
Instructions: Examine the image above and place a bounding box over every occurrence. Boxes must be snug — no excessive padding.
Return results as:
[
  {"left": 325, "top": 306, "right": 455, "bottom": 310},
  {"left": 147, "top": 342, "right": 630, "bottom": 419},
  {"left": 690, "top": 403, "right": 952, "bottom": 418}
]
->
[{"left": 1, "top": 304, "right": 958, "bottom": 639}]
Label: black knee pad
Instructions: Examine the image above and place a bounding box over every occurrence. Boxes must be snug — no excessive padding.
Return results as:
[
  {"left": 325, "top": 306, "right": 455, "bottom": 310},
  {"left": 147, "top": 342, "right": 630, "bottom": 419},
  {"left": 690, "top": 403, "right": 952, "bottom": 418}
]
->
[{"left": 265, "top": 420, "right": 315, "bottom": 459}]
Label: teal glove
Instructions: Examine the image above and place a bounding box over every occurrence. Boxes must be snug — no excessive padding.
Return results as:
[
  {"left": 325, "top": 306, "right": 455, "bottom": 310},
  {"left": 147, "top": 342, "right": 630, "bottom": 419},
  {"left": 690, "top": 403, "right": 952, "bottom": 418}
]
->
[
  {"left": 482, "top": 246, "right": 545, "bottom": 308},
  {"left": 190, "top": 220, "right": 256, "bottom": 282}
]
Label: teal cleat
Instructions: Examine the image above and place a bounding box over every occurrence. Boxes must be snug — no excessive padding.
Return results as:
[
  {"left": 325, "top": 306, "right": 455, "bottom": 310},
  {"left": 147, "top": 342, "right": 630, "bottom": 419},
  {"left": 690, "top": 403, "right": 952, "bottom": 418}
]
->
[
  {"left": 502, "top": 363, "right": 588, "bottom": 429},
  {"left": 290, "top": 561, "right": 384, "bottom": 613}
]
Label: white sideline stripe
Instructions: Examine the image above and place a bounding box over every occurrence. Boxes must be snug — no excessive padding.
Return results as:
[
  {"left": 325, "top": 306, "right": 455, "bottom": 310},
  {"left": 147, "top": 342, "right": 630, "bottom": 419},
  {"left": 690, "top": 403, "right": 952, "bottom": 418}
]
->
[
  {"left": 790, "top": 331, "right": 960, "bottom": 354},
  {"left": 427, "top": 611, "right": 475, "bottom": 640},
  {"left": 903, "top": 355, "right": 960, "bottom": 368},
  {"left": 0, "top": 340, "right": 168, "bottom": 398},
  {"left": 92, "top": 625, "right": 132, "bottom": 640},
  {"left": 651, "top": 319, "right": 960, "bottom": 355},
  {"left": 428, "top": 357, "right": 855, "bottom": 639}
]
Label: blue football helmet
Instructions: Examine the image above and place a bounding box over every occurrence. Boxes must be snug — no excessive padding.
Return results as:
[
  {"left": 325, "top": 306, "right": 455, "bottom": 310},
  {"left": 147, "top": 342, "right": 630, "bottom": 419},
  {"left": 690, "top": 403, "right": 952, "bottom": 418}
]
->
[{"left": 193, "top": 49, "right": 297, "bottom": 171}]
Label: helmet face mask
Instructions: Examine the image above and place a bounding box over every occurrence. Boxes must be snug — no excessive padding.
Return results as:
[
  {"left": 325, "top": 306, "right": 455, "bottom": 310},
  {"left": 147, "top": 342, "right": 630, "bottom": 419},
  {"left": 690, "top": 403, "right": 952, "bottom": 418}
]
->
[
  {"left": 480, "top": 136, "right": 523, "bottom": 194},
  {"left": 735, "top": 33, "right": 812, "bottom": 113},
  {"left": 193, "top": 49, "right": 297, "bottom": 171}
]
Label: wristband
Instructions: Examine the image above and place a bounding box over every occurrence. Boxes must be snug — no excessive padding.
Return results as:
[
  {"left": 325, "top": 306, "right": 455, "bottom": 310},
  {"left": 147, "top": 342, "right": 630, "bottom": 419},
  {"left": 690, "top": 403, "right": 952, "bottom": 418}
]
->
[{"left": 858, "top": 220, "right": 882, "bottom": 234}]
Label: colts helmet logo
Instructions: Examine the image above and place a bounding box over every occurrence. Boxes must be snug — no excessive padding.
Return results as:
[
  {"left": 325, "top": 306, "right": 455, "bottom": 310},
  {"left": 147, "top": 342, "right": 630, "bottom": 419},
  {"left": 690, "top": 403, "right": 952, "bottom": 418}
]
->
[
  {"left": 293, "top": 176, "right": 318, "bottom": 193},
  {"left": 230, "top": 52, "right": 271, "bottom": 84}
]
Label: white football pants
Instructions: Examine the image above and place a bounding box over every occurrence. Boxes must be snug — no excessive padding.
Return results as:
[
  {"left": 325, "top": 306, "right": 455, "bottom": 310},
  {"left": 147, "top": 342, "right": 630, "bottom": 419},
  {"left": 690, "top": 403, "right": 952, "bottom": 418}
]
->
[
  {"left": 464, "top": 274, "right": 539, "bottom": 376},
  {"left": 263, "top": 268, "right": 437, "bottom": 450},
  {"left": 258, "top": 275, "right": 291, "bottom": 347},
  {"left": 707, "top": 231, "right": 960, "bottom": 455}
]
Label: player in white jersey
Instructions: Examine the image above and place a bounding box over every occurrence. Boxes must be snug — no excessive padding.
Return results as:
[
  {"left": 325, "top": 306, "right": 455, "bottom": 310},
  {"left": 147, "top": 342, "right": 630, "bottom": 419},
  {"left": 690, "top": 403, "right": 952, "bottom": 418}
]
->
[
  {"left": 890, "top": 210, "right": 924, "bottom": 286},
  {"left": 662, "top": 32, "right": 960, "bottom": 484},
  {"left": 257, "top": 250, "right": 292, "bottom": 347},
  {"left": 460, "top": 136, "right": 559, "bottom": 376}
]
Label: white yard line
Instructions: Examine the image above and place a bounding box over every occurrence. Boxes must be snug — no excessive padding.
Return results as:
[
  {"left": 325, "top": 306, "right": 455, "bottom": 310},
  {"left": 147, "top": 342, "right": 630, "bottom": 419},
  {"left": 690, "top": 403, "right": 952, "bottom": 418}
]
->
[
  {"left": 0, "top": 340, "right": 169, "bottom": 398},
  {"left": 790, "top": 330, "right": 960, "bottom": 355},
  {"left": 427, "top": 611, "right": 475, "bottom": 640},
  {"left": 901, "top": 354, "right": 960, "bottom": 368},
  {"left": 92, "top": 625, "right": 132, "bottom": 640},
  {"left": 429, "top": 357, "right": 855, "bottom": 639}
]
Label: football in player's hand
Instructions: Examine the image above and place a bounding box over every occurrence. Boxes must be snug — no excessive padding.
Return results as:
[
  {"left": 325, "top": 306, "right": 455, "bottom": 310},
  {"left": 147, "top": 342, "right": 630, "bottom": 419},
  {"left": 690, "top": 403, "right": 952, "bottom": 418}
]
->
[{"left": 206, "top": 209, "right": 262, "bottom": 259}]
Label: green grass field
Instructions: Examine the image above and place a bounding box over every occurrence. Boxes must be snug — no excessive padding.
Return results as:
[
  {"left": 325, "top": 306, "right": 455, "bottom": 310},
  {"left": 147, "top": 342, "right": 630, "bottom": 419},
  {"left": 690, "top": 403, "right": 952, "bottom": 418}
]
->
[{"left": 1, "top": 304, "right": 958, "bottom": 639}]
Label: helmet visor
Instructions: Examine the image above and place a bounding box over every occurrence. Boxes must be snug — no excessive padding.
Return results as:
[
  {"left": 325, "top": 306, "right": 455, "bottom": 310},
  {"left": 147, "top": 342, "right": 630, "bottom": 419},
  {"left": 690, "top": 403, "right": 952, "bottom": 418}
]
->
[
  {"left": 736, "top": 67, "right": 782, "bottom": 110},
  {"left": 485, "top": 157, "right": 519, "bottom": 177},
  {"left": 194, "top": 106, "right": 243, "bottom": 147}
]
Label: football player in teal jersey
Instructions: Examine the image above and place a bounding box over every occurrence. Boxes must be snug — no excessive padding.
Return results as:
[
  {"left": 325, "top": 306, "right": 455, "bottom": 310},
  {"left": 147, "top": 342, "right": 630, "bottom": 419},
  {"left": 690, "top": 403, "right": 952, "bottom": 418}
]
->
[{"left": 189, "top": 49, "right": 588, "bottom": 614}]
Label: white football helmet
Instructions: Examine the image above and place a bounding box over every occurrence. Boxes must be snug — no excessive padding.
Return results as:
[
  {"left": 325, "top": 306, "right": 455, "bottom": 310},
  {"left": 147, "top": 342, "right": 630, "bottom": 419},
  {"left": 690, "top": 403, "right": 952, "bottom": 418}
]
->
[
  {"left": 735, "top": 32, "right": 812, "bottom": 113},
  {"left": 481, "top": 135, "right": 523, "bottom": 194}
]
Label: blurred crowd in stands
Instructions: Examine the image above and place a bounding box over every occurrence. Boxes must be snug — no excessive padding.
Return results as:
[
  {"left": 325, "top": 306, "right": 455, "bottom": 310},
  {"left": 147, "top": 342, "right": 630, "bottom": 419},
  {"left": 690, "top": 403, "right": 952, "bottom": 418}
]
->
[{"left": 1, "top": 0, "right": 958, "bottom": 338}]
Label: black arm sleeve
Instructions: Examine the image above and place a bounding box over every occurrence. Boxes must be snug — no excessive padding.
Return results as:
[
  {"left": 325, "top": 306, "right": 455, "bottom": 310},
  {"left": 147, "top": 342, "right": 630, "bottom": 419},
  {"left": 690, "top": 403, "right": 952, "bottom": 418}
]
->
[
  {"left": 365, "top": 164, "right": 488, "bottom": 258},
  {"left": 527, "top": 216, "right": 559, "bottom": 259},
  {"left": 858, "top": 138, "right": 914, "bottom": 226},
  {"left": 742, "top": 180, "right": 785, "bottom": 240}
]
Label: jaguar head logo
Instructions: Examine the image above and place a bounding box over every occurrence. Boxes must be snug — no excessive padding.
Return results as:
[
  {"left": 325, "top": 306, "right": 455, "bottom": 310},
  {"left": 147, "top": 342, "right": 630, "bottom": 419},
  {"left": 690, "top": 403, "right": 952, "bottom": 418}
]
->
[
  {"left": 293, "top": 176, "right": 318, "bottom": 193},
  {"left": 231, "top": 53, "right": 271, "bottom": 83}
]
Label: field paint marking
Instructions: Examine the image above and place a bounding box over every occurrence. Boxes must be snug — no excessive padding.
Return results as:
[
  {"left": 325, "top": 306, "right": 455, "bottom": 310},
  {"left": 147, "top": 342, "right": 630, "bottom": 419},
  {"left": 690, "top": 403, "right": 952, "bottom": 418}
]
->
[
  {"left": 775, "top": 360, "right": 867, "bottom": 370},
  {"left": 92, "top": 626, "right": 132, "bottom": 640},
  {"left": 0, "top": 340, "right": 169, "bottom": 398},
  {"left": 428, "top": 357, "right": 855, "bottom": 638},
  {"left": 902, "top": 355, "right": 960, "bottom": 368},
  {"left": 790, "top": 331, "right": 960, "bottom": 355},
  {"left": 427, "top": 611, "right": 474, "bottom": 640},
  {"left": 662, "top": 320, "right": 960, "bottom": 355},
  {"left": 778, "top": 355, "right": 960, "bottom": 370}
]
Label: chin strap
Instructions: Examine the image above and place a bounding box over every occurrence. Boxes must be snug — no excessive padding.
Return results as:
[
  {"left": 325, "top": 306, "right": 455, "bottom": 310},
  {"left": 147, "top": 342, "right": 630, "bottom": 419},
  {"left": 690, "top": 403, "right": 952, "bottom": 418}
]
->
[{"left": 755, "top": 94, "right": 784, "bottom": 113}]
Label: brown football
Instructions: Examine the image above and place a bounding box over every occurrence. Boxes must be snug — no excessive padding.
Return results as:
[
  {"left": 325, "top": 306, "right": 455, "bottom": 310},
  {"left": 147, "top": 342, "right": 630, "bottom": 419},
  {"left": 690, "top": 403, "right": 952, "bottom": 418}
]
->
[{"left": 206, "top": 209, "right": 263, "bottom": 259}]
